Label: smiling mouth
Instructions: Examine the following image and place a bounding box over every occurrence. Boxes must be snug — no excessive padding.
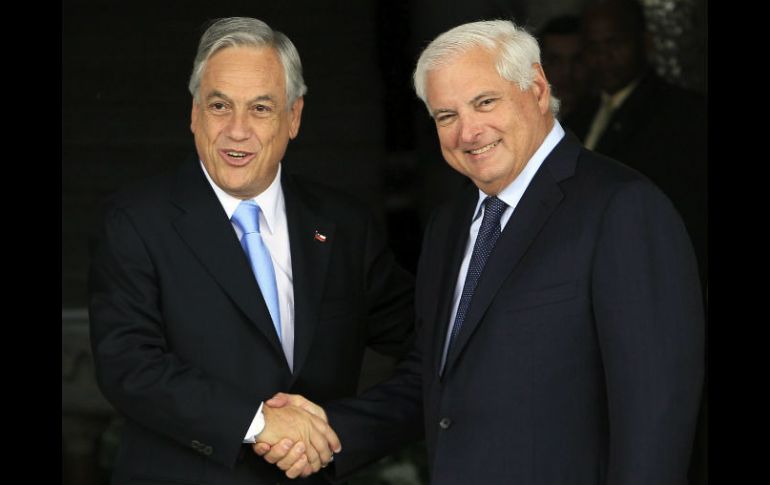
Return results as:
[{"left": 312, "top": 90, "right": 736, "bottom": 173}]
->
[
  {"left": 466, "top": 140, "right": 500, "bottom": 155},
  {"left": 220, "top": 149, "right": 255, "bottom": 166},
  {"left": 225, "top": 150, "right": 250, "bottom": 158}
]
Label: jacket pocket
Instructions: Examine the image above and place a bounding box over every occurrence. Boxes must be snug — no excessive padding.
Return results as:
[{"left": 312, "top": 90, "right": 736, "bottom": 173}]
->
[{"left": 502, "top": 281, "right": 577, "bottom": 312}]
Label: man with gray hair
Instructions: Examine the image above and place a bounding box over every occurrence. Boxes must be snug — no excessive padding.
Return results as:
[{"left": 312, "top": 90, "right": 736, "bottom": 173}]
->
[
  {"left": 89, "top": 16, "right": 415, "bottom": 484},
  {"left": 256, "top": 18, "right": 704, "bottom": 484}
]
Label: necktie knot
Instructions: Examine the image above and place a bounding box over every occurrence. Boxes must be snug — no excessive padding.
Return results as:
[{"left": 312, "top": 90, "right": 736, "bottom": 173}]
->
[
  {"left": 232, "top": 200, "right": 261, "bottom": 235},
  {"left": 481, "top": 196, "right": 507, "bottom": 229}
]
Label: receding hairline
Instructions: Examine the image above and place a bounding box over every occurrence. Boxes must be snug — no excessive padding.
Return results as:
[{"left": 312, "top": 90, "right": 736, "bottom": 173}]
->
[
  {"left": 203, "top": 43, "right": 285, "bottom": 73},
  {"left": 420, "top": 45, "right": 501, "bottom": 95},
  {"left": 195, "top": 45, "right": 290, "bottom": 103},
  {"left": 427, "top": 40, "right": 501, "bottom": 69},
  {"left": 188, "top": 17, "right": 307, "bottom": 109}
]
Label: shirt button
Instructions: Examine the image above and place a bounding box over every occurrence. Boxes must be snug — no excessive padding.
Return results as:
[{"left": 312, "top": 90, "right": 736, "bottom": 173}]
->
[{"left": 439, "top": 417, "right": 452, "bottom": 429}]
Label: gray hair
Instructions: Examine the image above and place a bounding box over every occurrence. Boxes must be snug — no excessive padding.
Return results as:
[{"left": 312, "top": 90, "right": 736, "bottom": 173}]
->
[
  {"left": 188, "top": 17, "right": 307, "bottom": 109},
  {"left": 413, "top": 19, "right": 560, "bottom": 116}
]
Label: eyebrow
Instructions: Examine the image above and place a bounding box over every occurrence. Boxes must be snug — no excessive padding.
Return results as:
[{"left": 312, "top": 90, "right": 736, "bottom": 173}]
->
[
  {"left": 431, "top": 90, "right": 501, "bottom": 117},
  {"left": 469, "top": 91, "right": 500, "bottom": 104},
  {"left": 431, "top": 108, "right": 455, "bottom": 118},
  {"left": 205, "top": 91, "right": 277, "bottom": 105},
  {"left": 248, "top": 94, "right": 277, "bottom": 105}
]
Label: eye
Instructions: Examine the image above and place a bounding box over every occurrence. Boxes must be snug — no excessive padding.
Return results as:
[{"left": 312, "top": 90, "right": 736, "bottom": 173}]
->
[
  {"left": 252, "top": 104, "right": 273, "bottom": 116},
  {"left": 208, "top": 101, "right": 229, "bottom": 112},
  {"left": 477, "top": 98, "right": 497, "bottom": 110},
  {"left": 435, "top": 113, "right": 456, "bottom": 126}
]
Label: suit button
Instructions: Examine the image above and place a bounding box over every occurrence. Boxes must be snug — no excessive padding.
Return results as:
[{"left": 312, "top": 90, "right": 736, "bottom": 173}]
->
[
  {"left": 203, "top": 445, "right": 213, "bottom": 456},
  {"left": 439, "top": 417, "right": 452, "bottom": 429}
]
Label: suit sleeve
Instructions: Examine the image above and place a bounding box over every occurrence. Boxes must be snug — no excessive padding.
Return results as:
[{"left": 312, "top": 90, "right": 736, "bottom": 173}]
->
[
  {"left": 592, "top": 181, "right": 705, "bottom": 485},
  {"left": 325, "top": 341, "right": 425, "bottom": 478},
  {"left": 323, "top": 213, "right": 436, "bottom": 479},
  {"left": 88, "top": 204, "right": 257, "bottom": 469}
]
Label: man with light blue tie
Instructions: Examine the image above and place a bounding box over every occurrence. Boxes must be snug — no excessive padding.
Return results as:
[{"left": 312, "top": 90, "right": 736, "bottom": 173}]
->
[{"left": 88, "top": 17, "right": 414, "bottom": 485}]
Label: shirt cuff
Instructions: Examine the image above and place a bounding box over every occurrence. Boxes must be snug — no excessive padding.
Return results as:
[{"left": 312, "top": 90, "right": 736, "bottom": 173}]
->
[{"left": 243, "top": 401, "right": 266, "bottom": 443}]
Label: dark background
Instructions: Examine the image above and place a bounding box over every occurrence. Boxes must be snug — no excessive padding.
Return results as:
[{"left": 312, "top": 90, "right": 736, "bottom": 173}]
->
[
  {"left": 62, "top": 1, "right": 707, "bottom": 483},
  {"left": 63, "top": 0, "right": 707, "bottom": 305},
  {"left": 62, "top": 0, "right": 543, "bottom": 305}
]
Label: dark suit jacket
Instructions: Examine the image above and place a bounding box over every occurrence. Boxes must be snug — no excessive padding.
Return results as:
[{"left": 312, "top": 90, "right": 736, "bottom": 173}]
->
[
  {"left": 88, "top": 157, "right": 414, "bottom": 485},
  {"left": 325, "top": 133, "right": 704, "bottom": 484},
  {"left": 565, "top": 72, "right": 708, "bottom": 283}
]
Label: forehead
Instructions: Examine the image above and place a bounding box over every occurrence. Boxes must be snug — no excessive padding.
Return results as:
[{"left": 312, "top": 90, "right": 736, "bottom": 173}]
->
[
  {"left": 201, "top": 46, "right": 286, "bottom": 93},
  {"left": 425, "top": 47, "right": 507, "bottom": 103}
]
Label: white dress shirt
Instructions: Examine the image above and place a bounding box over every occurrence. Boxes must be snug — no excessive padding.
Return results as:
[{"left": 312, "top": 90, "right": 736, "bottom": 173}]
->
[
  {"left": 440, "top": 121, "right": 566, "bottom": 371},
  {"left": 200, "top": 162, "right": 294, "bottom": 441}
]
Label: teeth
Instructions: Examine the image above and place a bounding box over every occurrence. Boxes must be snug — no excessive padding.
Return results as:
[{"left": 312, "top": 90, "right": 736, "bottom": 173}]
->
[
  {"left": 227, "top": 151, "right": 248, "bottom": 158},
  {"left": 468, "top": 140, "right": 499, "bottom": 155}
]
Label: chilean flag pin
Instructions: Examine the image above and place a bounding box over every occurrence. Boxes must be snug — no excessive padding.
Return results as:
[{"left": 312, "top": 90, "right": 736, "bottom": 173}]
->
[{"left": 314, "top": 230, "right": 327, "bottom": 243}]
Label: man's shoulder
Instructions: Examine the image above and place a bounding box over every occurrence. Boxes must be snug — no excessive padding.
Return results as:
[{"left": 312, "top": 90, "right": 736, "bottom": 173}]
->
[
  {"left": 107, "top": 168, "right": 178, "bottom": 214},
  {"left": 576, "top": 146, "right": 660, "bottom": 187},
  {"left": 574, "top": 148, "right": 681, "bottom": 214},
  {"left": 99, "top": 157, "right": 198, "bottom": 221},
  {"left": 116, "top": 171, "right": 174, "bottom": 201}
]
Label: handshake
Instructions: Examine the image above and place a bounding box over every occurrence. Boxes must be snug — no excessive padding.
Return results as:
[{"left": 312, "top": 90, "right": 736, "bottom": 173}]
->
[{"left": 253, "top": 392, "right": 341, "bottom": 479}]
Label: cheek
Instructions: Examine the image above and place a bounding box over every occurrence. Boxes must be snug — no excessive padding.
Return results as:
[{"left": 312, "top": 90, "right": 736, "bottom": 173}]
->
[
  {"left": 206, "top": 122, "right": 226, "bottom": 145},
  {"left": 437, "top": 128, "right": 458, "bottom": 150},
  {"left": 257, "top": 120, "right": 280, "bottom": 142}
]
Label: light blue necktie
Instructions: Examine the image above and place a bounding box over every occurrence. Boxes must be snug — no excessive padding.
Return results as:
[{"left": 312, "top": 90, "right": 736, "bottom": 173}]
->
[{"left": 232, "top": 200, "right": 282, "bottom": 341}]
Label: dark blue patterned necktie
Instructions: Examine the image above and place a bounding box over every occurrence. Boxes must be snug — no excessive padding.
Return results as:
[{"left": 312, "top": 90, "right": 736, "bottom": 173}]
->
[{"left": 447, "top": 196, "right": 508, "bottom": 352}]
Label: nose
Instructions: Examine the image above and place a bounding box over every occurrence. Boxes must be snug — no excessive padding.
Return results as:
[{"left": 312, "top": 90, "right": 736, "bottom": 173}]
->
[
  {"left": 224, "top": 110, "right": 252, "bottom": 141},
  {"left": 458, "top": 113, "right": 482, "bottom": 145}
]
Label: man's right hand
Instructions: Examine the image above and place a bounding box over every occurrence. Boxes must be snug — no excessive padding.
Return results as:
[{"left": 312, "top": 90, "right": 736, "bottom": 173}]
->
[
  {"left": 255, "top": 401, "right": 340, "bottom": 477},
  {"left": 253, "top": 393, "right": 340, "bottom": 478}
]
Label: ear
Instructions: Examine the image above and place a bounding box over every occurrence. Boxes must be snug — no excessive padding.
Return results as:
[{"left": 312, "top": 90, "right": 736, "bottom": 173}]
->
[
  {"left": 530, "top": 63, "right": 552, "bottom": 115},
  {"left": 288, "top": 96, "right": 304, "bottom": 139},
  {"left": 190, "top": 99, "right": 199, "bottom": 134}
]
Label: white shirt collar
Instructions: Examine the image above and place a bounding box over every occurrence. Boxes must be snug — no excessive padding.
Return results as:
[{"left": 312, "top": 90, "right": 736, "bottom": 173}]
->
[{"left": 199, "top": 162, "right": 284, "bottom": 235}]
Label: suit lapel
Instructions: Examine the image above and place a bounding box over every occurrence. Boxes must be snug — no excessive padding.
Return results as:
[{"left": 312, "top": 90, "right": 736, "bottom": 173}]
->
[
  {"left": 282, "top": 174, "right": 335, "bottom": 380},
  {"left": 442, "top": 135, "right": 580, "bottom": 375},
  {"left": 170, "top": 159, "right": 285, "bottom": 359},
  {"left": 431, "top": 187, "right": 478, "bottom": 374}
]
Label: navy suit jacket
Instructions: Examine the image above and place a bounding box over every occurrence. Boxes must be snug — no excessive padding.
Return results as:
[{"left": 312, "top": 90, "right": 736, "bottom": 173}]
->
[
  {"left": 88, "top": 157, "right": 414, "bottom": 484},
  {"left": 565, "top": 72, "right": 708, "bottom": 283},
  {"left": 326, "top": 133, "right": 704, "bottom": 485}
]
